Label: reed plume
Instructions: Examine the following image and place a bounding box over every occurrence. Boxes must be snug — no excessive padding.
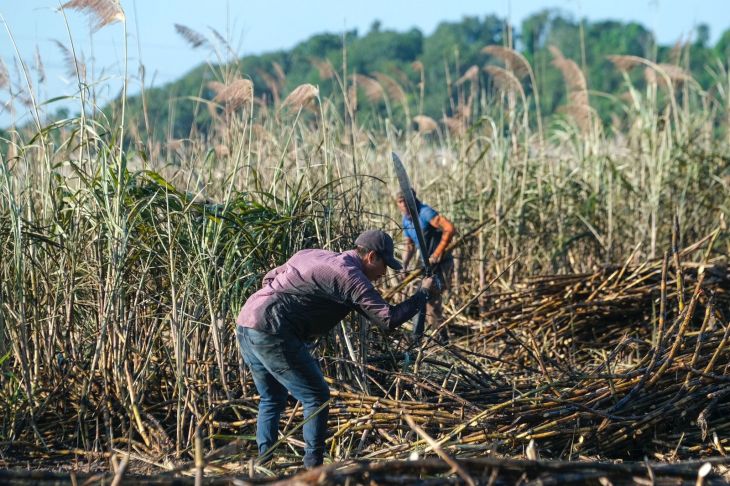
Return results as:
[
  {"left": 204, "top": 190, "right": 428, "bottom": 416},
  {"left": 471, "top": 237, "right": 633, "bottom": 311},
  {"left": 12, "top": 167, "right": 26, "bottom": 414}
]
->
[
  {"left": 455, "top": 65, "right": 479, "bottom": 86},
  {"left": 550, "top": 45, "right": 591, "bottom": 131},
  {"left": 352, "top": 74, "right": 384, "bottom": 103},
  {"left": 0, "top": 59, "right": 8, "bottom": 90},
  {"left": 208, "top": 78, "right": 254, "bottom": 110},
  {"left": 174, "top": 24, "right": 208, "bottom": 49},
  {"left": 258, "top": 69, "right": 282, "bottom": 106},
  {"left": 413, "top": 115, "right": 438, "bottom": 134},
  {"left": 645, "top": 64, "right": 693, "bottom": 87},
  {"left": 281, "top": 83, "right": 319, "bottom": 111},
  {"left": 272, "top": 62, "right": 286, "bottom": 86},
  {"left": 61, "top": 0, "right": 125, "bottom": 31},
  {"left": 482, "top": 45, "right": 531, "bottom": 80},
  {"left": 484, "top": 65, "right": 525, "bottom": 98},
  {"left": 607, "top": 54, "right": 644, "bottom": 73},
  {"left": 312, "top": 58, "right": 335, "bottom": 80},
  {"left": 443, "top": 115, "right": 465, "bottom": 135},
  {"left": 373, "top": 72, "right": 407, "bottom": 104},
  {"left": 34, "top": 47, "right": 45, "bottom": 84},
  {"left": 53, "top": 40, "right": 86, "bottom": 81}
]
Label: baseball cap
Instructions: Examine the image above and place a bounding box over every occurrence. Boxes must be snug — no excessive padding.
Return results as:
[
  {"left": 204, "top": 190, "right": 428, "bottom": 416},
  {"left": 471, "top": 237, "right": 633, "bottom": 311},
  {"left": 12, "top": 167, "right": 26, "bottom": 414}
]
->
[{"left": 355, "top": 229, "right": 403, "bottom": 270}]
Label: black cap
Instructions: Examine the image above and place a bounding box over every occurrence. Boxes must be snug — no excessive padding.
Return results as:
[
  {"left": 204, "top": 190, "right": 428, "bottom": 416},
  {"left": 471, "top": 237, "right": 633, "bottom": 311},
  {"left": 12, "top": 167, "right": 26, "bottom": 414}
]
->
[{"left": 355, "top": 229, "right": 402, "bottom": 270}]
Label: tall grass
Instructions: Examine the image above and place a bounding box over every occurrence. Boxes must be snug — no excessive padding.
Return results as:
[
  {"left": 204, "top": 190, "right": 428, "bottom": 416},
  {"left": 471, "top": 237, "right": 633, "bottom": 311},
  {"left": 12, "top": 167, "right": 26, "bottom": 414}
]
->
[{"left": 0, "top": 5, "right": 728, "bottom": 467}]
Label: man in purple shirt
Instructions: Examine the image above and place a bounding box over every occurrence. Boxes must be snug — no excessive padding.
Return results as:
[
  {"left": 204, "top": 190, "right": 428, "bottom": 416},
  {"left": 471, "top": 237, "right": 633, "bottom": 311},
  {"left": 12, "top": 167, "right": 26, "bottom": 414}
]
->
[{"left": 236, "top": 229, "right": 436, "bottom": 468}]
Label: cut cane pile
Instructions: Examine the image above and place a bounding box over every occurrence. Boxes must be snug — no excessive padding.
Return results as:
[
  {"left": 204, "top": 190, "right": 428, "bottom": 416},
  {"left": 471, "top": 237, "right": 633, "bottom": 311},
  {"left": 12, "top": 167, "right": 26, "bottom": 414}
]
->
[{"left": 3, "top": 233, "right": 730, "bottom": 484}]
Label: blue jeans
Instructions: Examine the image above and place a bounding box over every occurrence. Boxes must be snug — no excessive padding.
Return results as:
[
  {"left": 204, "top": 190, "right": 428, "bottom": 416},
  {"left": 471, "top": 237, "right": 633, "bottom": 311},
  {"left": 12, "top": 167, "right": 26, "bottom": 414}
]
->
[{"left": 236, "top": 326, "right": 330, "bottom": 468}]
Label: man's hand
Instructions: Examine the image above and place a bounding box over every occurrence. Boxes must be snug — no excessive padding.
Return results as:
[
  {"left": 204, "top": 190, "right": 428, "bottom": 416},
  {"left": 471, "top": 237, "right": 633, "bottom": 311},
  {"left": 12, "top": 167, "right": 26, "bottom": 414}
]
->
[
  {"left": 429, "top": 253, "right": 443, "bottom": 265},
  {"left": 421, "top": 276, "right": 441, "bottom": 296}
]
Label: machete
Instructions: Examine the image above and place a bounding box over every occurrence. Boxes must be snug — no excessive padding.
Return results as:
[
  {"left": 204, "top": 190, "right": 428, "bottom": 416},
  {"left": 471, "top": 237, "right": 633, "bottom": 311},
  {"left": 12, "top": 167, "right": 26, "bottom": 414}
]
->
[{"left": 392, "top": 151, "right": 438, "bottom": 338}]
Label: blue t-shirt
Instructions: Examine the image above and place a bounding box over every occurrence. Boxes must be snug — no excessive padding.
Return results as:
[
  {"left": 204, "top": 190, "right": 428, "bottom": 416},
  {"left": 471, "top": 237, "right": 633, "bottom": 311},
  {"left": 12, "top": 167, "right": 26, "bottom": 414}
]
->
[{"left": 402, "top": 202, "right": 441, "bottom": 258}]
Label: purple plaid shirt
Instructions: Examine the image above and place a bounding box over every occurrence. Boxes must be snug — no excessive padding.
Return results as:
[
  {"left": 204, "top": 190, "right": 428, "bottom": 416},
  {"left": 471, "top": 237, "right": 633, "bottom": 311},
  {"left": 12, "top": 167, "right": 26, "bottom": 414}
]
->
[{"left": 237, "top": 249, "right": 426, "bottom": 339}]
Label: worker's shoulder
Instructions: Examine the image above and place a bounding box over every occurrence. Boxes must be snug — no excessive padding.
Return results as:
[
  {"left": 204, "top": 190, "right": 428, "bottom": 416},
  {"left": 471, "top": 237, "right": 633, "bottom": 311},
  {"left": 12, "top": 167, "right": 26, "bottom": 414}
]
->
[
  {"left": 291, "top": 248, "right": 334, "bottom": 259},
  {"left": 419, "top": 202, "right": 438, "bottom": 218},
  {"left": 290, "top": 248, "right": 359, "bottom": 273}
]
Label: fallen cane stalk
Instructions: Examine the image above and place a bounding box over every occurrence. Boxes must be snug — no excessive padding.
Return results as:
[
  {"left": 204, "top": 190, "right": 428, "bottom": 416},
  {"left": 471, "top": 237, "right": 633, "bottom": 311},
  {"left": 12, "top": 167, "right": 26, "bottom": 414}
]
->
[
  {"left": 109, "top": 454, "right": 128, "bottom": 486},
  {"left": 404, "top": 414, "right": 476, "bottom": 486},
  {"left": 414, "top": 256, "right": 520, "bottom": 374}
]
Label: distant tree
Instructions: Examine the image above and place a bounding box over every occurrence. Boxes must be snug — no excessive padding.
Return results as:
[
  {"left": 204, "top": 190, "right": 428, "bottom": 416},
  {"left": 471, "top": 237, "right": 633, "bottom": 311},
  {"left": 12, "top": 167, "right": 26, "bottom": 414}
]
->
[
  {"left": 88, "top": 11, "right": 729, "bottom": 142},
  {"left": 695, "top": 23, "right": 710, "bottom": 48},
  {"left": 715, "top": 28, "right": 730, "bottom": 61}
]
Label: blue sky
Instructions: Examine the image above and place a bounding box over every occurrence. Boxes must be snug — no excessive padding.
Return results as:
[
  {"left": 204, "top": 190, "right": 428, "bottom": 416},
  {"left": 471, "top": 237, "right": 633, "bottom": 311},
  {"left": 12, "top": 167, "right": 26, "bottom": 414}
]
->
[{"left": 1, "top": 0, "right": 729, "bottom": 127}]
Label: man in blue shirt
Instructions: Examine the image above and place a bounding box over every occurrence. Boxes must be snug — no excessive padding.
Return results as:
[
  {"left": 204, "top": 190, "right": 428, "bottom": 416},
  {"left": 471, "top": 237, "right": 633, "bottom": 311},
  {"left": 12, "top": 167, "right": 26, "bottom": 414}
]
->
[{"left": 396, "top": 189, "right": 456, "bottom": 338}]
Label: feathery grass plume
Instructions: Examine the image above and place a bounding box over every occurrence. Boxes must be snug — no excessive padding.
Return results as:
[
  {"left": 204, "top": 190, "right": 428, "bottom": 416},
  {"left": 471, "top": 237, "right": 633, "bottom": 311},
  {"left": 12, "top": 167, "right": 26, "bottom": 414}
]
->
[
  {"left": 645, "top": 64, "right": 693, "bottom": 87},
  {"left": 609, "top": 55, "right": 691, "bottom": 91},
  {"left": 257, "top": 69, "right": 281, "bottom": 105},
  {"left": 562, "top": 103, "right": 593, "bottom": 131},
  {"left": 205, "top": 100, "right": 222, "bottom": 124},
  {"left": 281, "top": 83, "right": 319, "bottom": 111},
  {"left": 347, "top": 84, "right": 358, "bottom": 112},
  {"left": 34, "top": 47, "right": 46, "bottom": 84},
  {"left": 208, "top": 27, "right": 235, "bottom": 59},
  {"left": 669, "top": 39, "right": 686, "bottom": 65},
  {"left": 254, "top": 95, "right": 270, "bottom": 116},
  {"left": 456, "top": 101, "right": 472, "bottom": 121},
  {"left": 549, "top": 45, "right": 587, "bottom": 97},
  {"left": 18, "top": 95, "right": 33, "bottom": 109},
  {"left": 0, "top": 59, "right": 8, "bottom": 90},
  {"left": 389, "top": 67, "right": 412, "bottom": 87},
  {"left": 311, "top": 58, "right": 335, "bottom": 80},
  {"left": 373, "top": 72, "right": 406, "bottom": 104},
  {"left": 443, "top": 115, "right": 465, "bottom": 135},
  {"left": 413, "top": 115, "right": 438, "bottom": 134},
  {"left": 208, "top": 78, "right": 253, "bottom": 110},
  {"left": 166, "top": 138, "right": 184, "bottom": 153},
  {"left": 455, "top": 65, "right": 479, "bottom": 86},
  {"left": 607, "top": 55, "right": 644, "bottom": 73},
  {"left": 411, "top": 60, "right": 424, "bottom": 73},
  {"left": 252, "top": 123, "right": 274, "bottom": 142},
  {"left": 213, "top": 144, "right": 229, "bottom": 158},
  {"left": 351, "top": 74, "right": 384, "bottom": 103},
  {"left": 61, "top": 0, "right": 125, "bottom": 31},
  {"left": 53, "top": 39, "right": 86, "bottom": 80},
  {"left": 484, "top": 65, "right": 525, "bottom": 98},
  {"left": 174, "top": 24, "right": 208, "bottom": 49},
  {"left": 272, "top": 62, "right": 286, "bottom": 85},
  {"left": 481, "top": 45, "right": 531, "bottom": 80},
  {"left": 550, "top": 45, "right": 590, "bottom": 130}
]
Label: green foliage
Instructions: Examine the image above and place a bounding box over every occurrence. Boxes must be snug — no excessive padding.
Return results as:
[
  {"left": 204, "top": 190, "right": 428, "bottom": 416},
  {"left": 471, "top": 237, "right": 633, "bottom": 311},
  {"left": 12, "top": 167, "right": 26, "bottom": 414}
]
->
[{"left": 117, "top": 12, "right": 730, "bottom": 142}]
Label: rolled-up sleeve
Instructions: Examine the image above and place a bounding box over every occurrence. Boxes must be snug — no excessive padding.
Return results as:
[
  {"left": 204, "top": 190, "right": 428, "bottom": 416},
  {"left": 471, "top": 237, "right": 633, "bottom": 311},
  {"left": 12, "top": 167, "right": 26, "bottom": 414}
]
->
[{"left": 348, "top": 278, "right": 427, "bottom": 331}]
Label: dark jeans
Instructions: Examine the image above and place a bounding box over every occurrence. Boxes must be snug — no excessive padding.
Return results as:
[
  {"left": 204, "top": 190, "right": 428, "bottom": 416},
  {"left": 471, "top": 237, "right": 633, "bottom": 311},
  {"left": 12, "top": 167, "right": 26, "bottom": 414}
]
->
[{"left": 236, "top": 326, "right": 330, "bottom": 468}]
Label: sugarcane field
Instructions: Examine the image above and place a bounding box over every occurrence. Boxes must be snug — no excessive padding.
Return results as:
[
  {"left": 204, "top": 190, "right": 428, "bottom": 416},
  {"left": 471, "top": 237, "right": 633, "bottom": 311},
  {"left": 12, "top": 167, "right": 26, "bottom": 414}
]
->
[{"left": 2, "top": 1, "right": 730, "bottom": 484}]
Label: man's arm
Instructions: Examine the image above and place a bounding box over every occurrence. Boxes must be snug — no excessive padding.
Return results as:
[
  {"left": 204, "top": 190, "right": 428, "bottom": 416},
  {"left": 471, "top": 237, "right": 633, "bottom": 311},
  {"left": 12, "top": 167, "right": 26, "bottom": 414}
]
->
[
  {"left": 428, "top": 214, "right": 456, "bottom": 264},
  {"left": 349, "top": 277, "right": 430, "bottom": 332},
  {"left": 402, "top": 237, "right": 416, "bottom": 272}
]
